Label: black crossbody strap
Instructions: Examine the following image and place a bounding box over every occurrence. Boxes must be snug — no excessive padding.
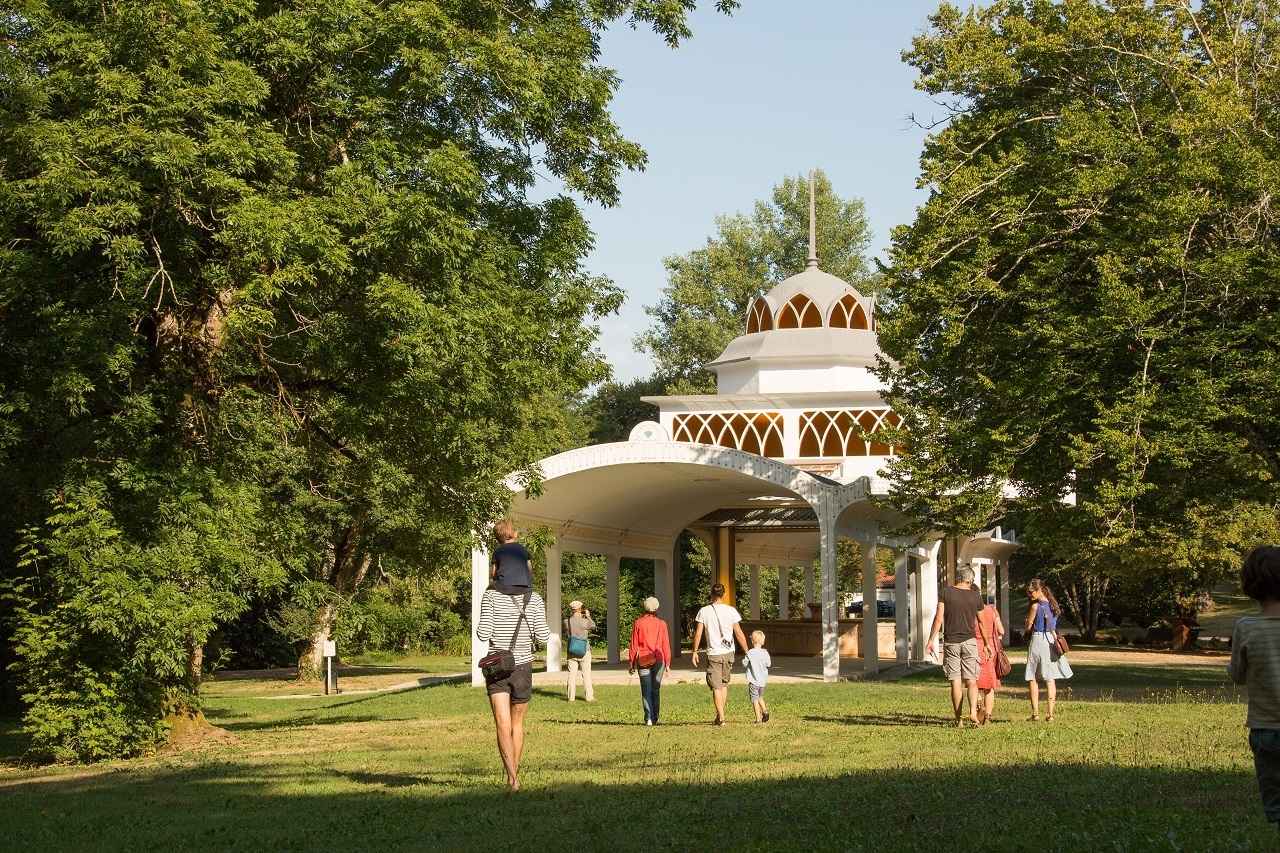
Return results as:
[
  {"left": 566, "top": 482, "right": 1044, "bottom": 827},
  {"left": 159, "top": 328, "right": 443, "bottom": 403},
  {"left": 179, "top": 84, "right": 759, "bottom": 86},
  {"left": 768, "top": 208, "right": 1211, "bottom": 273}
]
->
[
  {"left": 710, "top": 603, "right": 728, "bottom": 650},
  {"left": 500, "top": 590, "right": 532, "bottom": 652}
]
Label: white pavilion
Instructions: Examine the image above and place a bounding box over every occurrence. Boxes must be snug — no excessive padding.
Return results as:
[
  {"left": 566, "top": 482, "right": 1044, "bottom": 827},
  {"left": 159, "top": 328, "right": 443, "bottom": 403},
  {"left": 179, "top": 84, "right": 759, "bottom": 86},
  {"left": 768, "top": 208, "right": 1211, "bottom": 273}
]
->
[{"left": 470, "top": 186, "right": 1020, "bottom": 684}]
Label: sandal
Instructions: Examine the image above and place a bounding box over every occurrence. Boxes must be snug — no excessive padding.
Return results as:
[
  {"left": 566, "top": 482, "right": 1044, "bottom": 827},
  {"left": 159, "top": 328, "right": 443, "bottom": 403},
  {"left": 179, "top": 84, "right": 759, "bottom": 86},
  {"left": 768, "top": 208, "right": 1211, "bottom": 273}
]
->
[{"left": 1027, "top": 714, "right": 1039, "bottom": 721}]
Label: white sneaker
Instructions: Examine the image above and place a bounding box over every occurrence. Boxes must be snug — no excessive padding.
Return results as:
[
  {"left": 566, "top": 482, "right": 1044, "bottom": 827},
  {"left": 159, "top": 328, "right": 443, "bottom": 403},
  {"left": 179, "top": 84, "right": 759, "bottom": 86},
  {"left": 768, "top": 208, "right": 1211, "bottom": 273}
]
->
[{"left": 646, "top": 719, "right": 653, "bottom": 726}]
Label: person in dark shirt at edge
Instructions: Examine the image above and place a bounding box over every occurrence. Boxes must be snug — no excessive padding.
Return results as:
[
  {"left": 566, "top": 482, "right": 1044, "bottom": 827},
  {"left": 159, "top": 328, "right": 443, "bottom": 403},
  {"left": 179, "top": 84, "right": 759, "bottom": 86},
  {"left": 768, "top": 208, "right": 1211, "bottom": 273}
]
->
[
  {"left": 925, "top": 565, "right": 992, "bottom": 727},
  {"left": 490, "top": 520, "right": 533, "bottom": 592}
]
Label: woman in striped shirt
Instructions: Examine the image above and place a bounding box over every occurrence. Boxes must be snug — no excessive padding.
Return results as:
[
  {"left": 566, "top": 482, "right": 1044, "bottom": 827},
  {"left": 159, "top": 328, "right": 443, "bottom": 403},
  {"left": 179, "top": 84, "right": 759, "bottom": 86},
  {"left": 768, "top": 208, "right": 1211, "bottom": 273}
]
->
[{"left": 477, "top": 586, "right": 550, "bottom": 791}]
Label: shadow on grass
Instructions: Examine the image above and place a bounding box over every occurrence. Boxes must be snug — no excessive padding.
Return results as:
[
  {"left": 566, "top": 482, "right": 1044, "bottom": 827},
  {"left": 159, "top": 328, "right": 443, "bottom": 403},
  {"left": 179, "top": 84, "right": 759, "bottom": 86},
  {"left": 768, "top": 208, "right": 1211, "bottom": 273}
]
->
[
  {"left": 204, "top": 682, "right": 452, "bottom": 732},
  {"left": 895, "top": 660, "right": 1243, "bottom": 703},
  {"left": 0, "top": 758, "right": 1266, "bottom": 849},
  {"left": 212, "top": 665, "right": 441, "bottom": 681},
  {"left": 801, "top": 712, "right": 954, "bottom": 728}
]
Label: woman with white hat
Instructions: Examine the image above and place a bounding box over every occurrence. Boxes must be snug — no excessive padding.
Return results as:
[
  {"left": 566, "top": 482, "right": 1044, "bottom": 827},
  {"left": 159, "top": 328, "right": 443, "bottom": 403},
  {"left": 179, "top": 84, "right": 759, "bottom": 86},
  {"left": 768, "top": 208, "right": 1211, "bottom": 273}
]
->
[
  {"left": 628, "top": 597, "right": 672, "bottom": 725},
  {"left": 564, "top": 600, "right": 596, "bottom": 702}
]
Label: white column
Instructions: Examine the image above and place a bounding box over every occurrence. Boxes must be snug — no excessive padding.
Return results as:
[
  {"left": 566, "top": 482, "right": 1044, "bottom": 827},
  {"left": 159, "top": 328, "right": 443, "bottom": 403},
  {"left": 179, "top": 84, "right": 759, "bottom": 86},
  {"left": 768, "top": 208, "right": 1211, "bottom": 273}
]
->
[
  {"left": 544, "top": 546, "right": 563, "bottom": 673},
  {"left": 749, "top": 564, "right": 761, "bottom": 620},
  {"left": 670, "top": 540, "right": 683, "bottom": 659},
  {"left": 804, "top": 565, "right": 815, "bottom": 607},
  {"left": 998, "top": 560, "right": 1011, "bottom": 646},
  {"left": 918, "top": 541, "right": 940, "bottom": 659},
  {"left": 817, "top": 507, "right": 840, "bottom": 682},
  {"left": 908, "top": 554, "right": 921, "bottom": 660},
  {"left": 605, "top": 552, "right": 621, "bottom": 664},
  {"left": 778, "top": 566, "right": 790, "bottom": 620},
  {"left": 655, "top": 555, "right": 677, "bottom": 657},
  {"left": 781, "top": 411, "right": 801, "bottom": 457},
  {"left": 470, "top": 545, "right": 491, "bottom": 687},
  {"left": 894, "top": 548, "right": 909, "bottom": 665},
  {"left": 862, "top": 540, "right": 879, "bottom": 675}
]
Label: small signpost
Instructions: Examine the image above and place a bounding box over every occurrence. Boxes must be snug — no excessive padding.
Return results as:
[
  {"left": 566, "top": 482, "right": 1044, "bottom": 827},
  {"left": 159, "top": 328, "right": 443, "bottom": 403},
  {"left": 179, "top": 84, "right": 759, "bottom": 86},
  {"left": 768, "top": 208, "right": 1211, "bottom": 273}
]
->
[{"left": 323, "top": 640, "right": 338, "bottom": 695}]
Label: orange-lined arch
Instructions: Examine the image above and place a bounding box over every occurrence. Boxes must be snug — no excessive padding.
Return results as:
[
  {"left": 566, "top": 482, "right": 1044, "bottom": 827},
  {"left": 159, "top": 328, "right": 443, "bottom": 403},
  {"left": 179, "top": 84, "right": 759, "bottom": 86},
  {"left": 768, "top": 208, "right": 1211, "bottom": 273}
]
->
[
  {"left": 828, "top": 294, "right": 869, "bottom": 330},
  {"left": 776, "top": 294, "right": 822, "bottom": 329},
  {"left": 745, "top": 298, "right": 774, "bottom": 334}
]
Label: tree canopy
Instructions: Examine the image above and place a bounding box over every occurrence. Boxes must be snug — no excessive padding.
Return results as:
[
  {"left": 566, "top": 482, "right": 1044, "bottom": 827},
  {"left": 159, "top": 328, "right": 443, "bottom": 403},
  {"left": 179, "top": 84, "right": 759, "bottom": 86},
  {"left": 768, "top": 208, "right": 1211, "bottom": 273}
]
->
[
  {"left": 636, "top": 170, "right": 877, "bottom": 393},
  {"left": 0, "top": 0, "right": 734, "bottom": 759},
  {"left": 878, "top": 0, "right": 1280, "bottom": 608}
]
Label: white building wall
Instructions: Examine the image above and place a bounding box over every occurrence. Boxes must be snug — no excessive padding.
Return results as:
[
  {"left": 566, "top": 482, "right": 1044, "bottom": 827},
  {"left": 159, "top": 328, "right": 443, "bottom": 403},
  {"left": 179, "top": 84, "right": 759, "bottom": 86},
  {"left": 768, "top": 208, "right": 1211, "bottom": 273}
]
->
[{"left": 715, "top": 363, "right": 885, "bottom": 396}]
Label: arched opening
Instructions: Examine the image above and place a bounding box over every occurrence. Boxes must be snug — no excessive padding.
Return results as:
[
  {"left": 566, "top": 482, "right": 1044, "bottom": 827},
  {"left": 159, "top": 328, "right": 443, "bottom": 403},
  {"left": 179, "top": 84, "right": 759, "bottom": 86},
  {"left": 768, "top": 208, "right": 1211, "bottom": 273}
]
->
[
  {"left": 745, "top": 297, "right": 774, "bottom": 334},
  {"left": 827, "top": 294, "right": 869, "bottom": 330},
  {"left": 775, "top": 294, "right": 822, "bottom": 329}
]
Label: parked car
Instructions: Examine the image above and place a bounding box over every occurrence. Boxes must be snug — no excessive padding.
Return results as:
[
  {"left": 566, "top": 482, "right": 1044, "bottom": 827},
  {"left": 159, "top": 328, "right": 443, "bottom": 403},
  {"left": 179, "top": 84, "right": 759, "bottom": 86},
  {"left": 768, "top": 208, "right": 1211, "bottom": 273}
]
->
[{"left": 845, "top": 600, "right": 895, "bottom": 618}]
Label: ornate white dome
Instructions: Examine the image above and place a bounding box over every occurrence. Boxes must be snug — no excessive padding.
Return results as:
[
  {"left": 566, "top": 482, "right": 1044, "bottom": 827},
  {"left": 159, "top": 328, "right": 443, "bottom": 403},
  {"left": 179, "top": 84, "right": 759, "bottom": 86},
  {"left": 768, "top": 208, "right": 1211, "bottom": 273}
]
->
[{"left": 744, "top": 262, "right": 875, "bottom": 334}]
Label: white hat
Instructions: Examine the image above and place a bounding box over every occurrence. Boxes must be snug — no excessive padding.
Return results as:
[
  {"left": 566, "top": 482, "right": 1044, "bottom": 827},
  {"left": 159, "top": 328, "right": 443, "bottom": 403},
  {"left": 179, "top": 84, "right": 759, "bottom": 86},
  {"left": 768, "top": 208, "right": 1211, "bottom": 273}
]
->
[
  {"left": 569, "top": 600, "right": 583, "bottom": 611},
  {"left": 643, "top": 596, "right": 660, "bottom": 613}
]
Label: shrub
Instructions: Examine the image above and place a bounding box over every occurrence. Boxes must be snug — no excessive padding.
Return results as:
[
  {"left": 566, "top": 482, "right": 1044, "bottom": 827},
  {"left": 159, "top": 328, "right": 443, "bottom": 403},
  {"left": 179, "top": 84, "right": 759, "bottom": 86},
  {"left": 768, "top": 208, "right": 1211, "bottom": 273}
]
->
[
  {"left": 7, "top": 483, "right": 276, "bottom": 761},
  {"left": 331, "top": 570, "right": 469, "bottom": 656}
]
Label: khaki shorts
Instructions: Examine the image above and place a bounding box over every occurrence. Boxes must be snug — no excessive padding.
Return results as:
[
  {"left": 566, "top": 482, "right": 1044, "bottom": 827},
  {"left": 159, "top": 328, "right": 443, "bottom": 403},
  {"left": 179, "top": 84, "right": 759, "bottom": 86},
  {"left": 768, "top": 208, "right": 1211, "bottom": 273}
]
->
[
  {"left": 943, "top": 639, "right": 980, "bottom": 682},
  {"left": 705, "top": 653, "right": 734, "bottom": 690}
]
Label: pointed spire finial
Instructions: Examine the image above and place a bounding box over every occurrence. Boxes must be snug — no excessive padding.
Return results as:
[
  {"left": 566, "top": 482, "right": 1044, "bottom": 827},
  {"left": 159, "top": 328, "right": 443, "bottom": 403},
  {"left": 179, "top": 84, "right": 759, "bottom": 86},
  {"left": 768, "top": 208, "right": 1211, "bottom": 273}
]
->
[{"left": 806, "top": 170, "right": 818, "bottom": 269}]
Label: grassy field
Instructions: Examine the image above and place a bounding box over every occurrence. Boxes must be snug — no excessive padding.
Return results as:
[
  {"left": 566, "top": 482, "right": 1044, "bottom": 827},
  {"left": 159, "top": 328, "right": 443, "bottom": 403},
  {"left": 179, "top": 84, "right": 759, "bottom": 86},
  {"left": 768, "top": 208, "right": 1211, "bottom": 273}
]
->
[{"left": 0, "top": 654, "right": 1268, "bottom": 851}]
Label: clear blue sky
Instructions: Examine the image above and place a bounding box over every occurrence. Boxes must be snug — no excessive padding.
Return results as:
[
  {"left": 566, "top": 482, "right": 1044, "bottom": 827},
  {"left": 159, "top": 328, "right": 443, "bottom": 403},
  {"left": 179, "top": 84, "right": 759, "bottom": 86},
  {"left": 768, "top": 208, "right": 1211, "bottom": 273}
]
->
[{"left": 575, "top": 1, "right": 949, "bottom": 382}]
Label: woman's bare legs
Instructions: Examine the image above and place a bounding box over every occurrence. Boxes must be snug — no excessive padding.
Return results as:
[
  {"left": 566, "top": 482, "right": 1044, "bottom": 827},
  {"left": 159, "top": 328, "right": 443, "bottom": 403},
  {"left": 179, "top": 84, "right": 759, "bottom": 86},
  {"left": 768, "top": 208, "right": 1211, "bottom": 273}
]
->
[
  {"left": 489, "top": 692, "right": 530, "bottom": 790},
  {"left": 980, "top": 688, "right": 995, "bottom": 722},
  {"left": 1046, "top": 680, "right": 1057, "bottom": 720},
  {"left": 1028, "top": 680, "right": 1040, "bottom": 720},
  {"left": 510, "top": 700, "right": 529, "bottom": 776}
]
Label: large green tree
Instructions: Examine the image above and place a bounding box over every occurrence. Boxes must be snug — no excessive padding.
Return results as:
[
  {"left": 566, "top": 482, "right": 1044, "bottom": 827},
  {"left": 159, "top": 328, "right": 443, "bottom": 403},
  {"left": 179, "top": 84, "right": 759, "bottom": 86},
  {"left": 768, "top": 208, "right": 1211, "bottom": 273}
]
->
[
  {"left": 878, "top": 0, "right": 1280, "bottom": 631},
  {"left": 0, "top": 0, "right": 734, "bottom": 758},
  {"left": 636, "top": 170, "right": 878, "bottom": 394}
]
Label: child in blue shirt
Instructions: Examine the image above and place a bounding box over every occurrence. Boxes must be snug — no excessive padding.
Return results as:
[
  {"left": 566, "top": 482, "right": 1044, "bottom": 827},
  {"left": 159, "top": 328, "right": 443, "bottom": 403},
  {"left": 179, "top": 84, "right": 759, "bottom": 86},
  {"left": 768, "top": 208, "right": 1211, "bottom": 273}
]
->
[
  {"left": 489, "top": 520, "right": 532, "bottom": 591},
  {"left": 744, "top": 630, "right": 772, "bottom": 723}
]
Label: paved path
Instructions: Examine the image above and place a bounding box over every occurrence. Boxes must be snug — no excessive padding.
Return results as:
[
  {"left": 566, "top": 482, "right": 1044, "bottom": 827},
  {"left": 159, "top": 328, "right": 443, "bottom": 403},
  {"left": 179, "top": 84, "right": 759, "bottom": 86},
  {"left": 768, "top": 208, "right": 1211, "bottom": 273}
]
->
[
  {"left": 534, "top": 656, "right": 924, "bottom": 687},
  {"left": 235, "top": 646, "right": 1230, "bottom": 699}
]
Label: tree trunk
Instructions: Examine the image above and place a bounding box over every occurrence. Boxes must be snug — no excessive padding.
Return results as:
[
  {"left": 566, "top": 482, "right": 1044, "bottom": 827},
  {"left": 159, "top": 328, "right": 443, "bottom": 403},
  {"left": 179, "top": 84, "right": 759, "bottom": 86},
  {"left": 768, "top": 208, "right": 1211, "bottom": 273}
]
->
[
  {"left": 1057, "top": 573, "right": 1109, "bottom": 643},
  {"left": 185, "top": 639, "right": 203, "bottom": 696},
  {"left": 297, "top": 511, "right": 374, "bottom": 679},
  {"left": 300, "top": 602, "right": 338, "bottom": 677}
]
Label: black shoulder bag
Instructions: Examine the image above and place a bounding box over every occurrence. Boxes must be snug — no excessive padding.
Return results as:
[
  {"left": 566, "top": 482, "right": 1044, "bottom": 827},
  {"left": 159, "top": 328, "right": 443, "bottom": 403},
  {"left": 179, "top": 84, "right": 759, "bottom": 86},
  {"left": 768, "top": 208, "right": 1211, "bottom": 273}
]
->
[{"left": 479, "top": 590, "right": 532, "bottom": 683}]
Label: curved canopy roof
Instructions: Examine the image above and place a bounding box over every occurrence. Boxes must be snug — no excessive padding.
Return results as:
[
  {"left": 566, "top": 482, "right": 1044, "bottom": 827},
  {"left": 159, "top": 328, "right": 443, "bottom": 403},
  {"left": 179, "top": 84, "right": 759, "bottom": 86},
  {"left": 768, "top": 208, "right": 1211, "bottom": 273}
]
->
[{"left": 507, "top": 441, "right": 869, "bottom": 558}]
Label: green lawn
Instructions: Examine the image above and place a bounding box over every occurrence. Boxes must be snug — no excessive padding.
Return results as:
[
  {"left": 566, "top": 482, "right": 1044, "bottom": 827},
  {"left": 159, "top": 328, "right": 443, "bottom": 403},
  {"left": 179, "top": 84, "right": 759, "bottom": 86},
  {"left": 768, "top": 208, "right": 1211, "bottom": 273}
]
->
[{"left": 0, "top": 658, "right": 1268, "bottom": 851}]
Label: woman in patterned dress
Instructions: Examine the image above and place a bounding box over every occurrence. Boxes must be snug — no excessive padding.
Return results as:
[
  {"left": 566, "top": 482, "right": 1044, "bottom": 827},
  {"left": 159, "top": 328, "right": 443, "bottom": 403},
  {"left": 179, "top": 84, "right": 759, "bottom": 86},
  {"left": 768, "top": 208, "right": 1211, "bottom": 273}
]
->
[{"left": 973, "top": 591, "right": 1005, "bottom": 724}]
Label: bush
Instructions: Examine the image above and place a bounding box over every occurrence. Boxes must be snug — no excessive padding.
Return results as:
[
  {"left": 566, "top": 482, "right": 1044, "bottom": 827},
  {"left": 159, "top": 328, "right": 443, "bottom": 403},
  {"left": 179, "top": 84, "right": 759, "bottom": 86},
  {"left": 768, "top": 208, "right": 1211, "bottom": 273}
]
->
[
  {"left": 206, "top": 593, "right": 300, "bottom": 670},
  {"left": 331, "top": 571, "right": 469, "bottom": 656},
  {"left": 7, "top": 483, "right": 276, "bottom": 761}
]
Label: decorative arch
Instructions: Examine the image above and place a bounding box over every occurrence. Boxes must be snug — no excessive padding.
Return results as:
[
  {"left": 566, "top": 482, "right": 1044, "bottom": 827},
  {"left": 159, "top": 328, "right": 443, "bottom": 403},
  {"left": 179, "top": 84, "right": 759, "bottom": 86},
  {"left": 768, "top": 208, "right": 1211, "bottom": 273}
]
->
[
  {"left": 671, "top": 412, "right": 784, "bottom": 457},
  {"left": 745, "top": 297, "right": 774, "bottom": 334},
  {"left": 827, "top": 294, "right": 869, "bottom": 330},
  {"left": 798, "top": 409, "right": 904, "bottom": 457},
  {"left": 775, "top": 294, "right": 822, "bottom": 329}
]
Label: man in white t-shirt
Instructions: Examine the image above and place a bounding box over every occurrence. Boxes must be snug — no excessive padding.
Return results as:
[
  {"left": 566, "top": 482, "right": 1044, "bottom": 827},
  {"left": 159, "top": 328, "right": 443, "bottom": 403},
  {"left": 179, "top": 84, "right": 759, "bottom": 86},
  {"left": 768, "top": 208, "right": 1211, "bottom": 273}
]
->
[{"left": 691, "top": 582, "right": 749, "bottom": 725}]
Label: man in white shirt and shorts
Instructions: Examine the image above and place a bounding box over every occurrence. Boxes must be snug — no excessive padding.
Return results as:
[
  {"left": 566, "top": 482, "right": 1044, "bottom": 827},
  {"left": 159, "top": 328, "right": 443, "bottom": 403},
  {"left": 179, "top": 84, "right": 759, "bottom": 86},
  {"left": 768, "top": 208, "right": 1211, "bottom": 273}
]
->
[{"left": 691, "top": 582, "right": 750, "bottom": 725}]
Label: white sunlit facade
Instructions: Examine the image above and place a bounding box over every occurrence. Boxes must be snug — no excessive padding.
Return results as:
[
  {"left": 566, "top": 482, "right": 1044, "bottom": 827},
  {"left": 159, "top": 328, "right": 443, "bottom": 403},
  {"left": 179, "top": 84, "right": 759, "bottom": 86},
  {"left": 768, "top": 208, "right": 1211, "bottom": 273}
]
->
[{"left": 471, "top": 195, "right": 1020, "bottom": 684}]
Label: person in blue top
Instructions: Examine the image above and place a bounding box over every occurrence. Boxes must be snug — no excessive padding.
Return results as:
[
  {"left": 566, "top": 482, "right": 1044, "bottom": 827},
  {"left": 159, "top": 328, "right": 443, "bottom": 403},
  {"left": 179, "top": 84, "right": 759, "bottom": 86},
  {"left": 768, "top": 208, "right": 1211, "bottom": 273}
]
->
[
  {"left": 1024, "top": 578, "right": 1072, "bottom": 721},
  {"left": 489, "top": 520, "right": 533, "bottom": 591},
  {"left": 743, "top": 630, "right": 772, "bottom": 723}
]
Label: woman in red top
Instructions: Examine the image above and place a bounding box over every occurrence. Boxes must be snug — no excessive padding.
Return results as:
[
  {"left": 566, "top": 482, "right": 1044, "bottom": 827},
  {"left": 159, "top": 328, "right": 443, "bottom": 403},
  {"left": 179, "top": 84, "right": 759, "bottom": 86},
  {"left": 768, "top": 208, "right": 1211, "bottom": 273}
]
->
[
  {"left": 973, "top": 592, "right": 1006, "bottom": 724},
  {"left": 628, "top": 596, "right": 673, "bottom": 726}
]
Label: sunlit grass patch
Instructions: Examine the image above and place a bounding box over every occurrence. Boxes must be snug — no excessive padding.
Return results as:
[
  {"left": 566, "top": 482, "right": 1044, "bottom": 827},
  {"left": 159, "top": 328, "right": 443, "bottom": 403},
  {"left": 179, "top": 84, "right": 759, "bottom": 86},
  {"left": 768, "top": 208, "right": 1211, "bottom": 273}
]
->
[{"left": 0, "top": 657, "right": 1268, "bottom": 850}]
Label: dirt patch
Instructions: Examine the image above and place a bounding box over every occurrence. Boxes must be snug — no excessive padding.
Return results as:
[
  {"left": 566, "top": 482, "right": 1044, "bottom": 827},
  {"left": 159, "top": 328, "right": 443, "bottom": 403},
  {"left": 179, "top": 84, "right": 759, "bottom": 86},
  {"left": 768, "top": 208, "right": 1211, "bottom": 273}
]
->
[
  {"left": 159, "top": 711, "right": 239, "bottom": 753},
  {"left": 1042, "top": 647, "right": 1230, "bottom": 666}
]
